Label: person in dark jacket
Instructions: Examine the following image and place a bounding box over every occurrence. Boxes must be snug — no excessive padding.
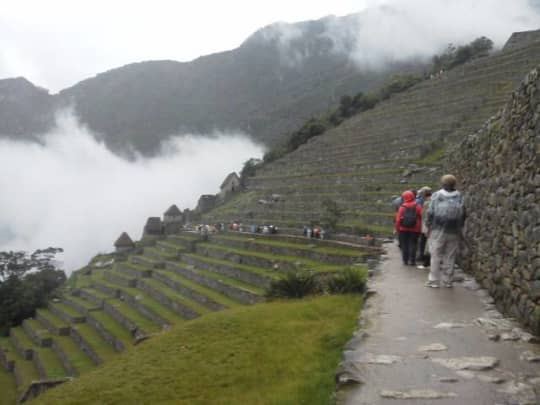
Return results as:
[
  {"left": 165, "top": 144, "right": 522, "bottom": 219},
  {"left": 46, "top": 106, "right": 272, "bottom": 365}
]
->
[{"left": 394, "top": 190, "right": 423, "bottom": 266}]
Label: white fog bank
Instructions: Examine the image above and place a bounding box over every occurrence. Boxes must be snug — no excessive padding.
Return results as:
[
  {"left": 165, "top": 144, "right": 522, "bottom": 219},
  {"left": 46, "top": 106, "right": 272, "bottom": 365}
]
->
[{"left": 0, "top": 112, "right": 263, "bottom": 272}]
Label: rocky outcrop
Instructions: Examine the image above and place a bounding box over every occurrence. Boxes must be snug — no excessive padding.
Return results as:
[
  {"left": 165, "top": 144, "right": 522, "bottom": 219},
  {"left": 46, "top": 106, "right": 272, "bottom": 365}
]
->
[{"left": 450, "top": 65, "right": 540, "bottom": 334}]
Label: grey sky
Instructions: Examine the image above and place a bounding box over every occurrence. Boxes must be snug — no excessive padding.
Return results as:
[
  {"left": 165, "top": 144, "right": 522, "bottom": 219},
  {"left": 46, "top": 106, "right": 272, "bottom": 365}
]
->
[
  {"left": 0, "top": 0, "right": 366, "bottom": 92},
  {"left": 1, "top": 0, "right": 539, "bottom": 93}
]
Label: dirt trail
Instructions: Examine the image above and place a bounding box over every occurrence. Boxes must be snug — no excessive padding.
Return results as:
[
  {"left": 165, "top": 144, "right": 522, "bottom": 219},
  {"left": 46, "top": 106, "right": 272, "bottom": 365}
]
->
[{"left": 337, "top": 243, "right": 540, "bottom": 405}]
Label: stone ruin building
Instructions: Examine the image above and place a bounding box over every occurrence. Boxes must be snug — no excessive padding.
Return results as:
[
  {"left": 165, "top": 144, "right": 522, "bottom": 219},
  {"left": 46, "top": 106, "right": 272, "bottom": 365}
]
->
[{"left": 114, "top": 232, "right": 135, "bottom": 252}]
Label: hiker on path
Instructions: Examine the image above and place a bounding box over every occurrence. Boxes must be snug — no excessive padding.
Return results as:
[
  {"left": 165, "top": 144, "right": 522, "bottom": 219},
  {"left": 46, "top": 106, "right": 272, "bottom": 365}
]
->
[
  {"left": 416, "top": 186, "right": 433, "bottom": 269},
  {"left": 425, "top": 174, "right": 466, "bottom": 288},
  {"left": 394, "top": 190, "right": 422, "bottom": 266}
]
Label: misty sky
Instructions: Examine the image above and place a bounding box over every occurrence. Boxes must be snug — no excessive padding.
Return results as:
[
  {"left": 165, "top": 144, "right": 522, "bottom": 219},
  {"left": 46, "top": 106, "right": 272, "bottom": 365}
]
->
[
  {"left": 2, "top": 0, "right": 539, "bottom": 92},
  {"left": 0, "top": 112, "right": 263, "bottom": 270},
  {"left": 0, "top": 0, "right": 364, "bottom": 92}
]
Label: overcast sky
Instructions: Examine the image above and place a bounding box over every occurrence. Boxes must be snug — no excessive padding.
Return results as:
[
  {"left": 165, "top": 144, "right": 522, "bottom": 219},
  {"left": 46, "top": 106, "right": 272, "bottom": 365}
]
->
[
  {"left": 0, "top": 0, "right": 366, "bottom": 92},
  {"left": 1, "top": 0, "right": 539, "bottom": 93}
]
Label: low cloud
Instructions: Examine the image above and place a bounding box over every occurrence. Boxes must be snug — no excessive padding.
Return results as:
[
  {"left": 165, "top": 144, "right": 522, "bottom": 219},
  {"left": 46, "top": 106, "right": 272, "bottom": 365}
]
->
[
  {"left": 268, "top": 0, "right": 540, "bottom": 69},
  {"left": 0, "top": 111, "right": 263, "bottom": 272}
]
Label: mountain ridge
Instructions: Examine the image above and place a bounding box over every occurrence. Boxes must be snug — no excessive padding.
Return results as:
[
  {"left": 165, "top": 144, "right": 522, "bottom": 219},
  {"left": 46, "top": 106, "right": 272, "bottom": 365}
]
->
[{"left": 0, "top": 12, "right": 424, "bottom": 156}]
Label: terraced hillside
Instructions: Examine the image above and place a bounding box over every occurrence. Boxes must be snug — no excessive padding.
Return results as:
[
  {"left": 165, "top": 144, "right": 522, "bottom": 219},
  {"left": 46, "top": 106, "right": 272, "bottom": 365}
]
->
[
  {"left": 0, "top": 231, "right": 371, "bottom": 403},
  {"left": 204, "top": 36, "right": 540, "bottom": 239}
]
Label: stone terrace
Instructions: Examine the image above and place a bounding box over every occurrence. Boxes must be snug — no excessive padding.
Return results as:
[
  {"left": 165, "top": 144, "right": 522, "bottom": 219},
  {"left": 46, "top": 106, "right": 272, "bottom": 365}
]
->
[
  {"left": 204, "top": 40, "right": 540, "bottom": 239},
  {"left": 0, "top": 231, "right": 369, "bottom": 402}
]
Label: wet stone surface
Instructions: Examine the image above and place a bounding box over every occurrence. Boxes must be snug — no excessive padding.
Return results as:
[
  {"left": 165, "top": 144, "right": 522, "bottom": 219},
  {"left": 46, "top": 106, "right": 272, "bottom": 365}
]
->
[{"left": 337, "top": 243, "right": 540, "bottom": 405}]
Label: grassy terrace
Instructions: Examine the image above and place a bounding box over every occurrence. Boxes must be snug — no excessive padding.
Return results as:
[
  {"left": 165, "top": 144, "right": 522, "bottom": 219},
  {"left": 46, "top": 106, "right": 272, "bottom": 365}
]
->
[
  {"left": 88, "top": 311, "right": 134, "bottom": 344},
  {"left": 36, "top": 309, "right": 68, "bottom": 330},
  {"left": 53, "top": 335, "right": 95, "bottom": 375},
  {"left": 152, "top": 269, "right": 241, "bottom": 308},
  {"left": 35, "top": 295, "right": 362, "bottom": 405},
  {"left": 139, "top": 278, "right": 212, "bottom": 316},
  {"left": 197, "top": 243, "right": 345, "bottom": 273},
  {"left": 69, "top": 323, "right": 116, "bottom": 362},
  {"left": 2, "top": 338, "right": 38, "bottom": 387},
  {"left": 0, "top": 368, "right": 17, "bottom": 405},
  {"left": 175, "top": 262, "right": 265, "bottom": 295},
  {"left": 34, "top": 347, "right": 66, "bottom": 379},
  {"left": 85, "top": 272, "right": 183, "bottom": 324},
  {"left": 211, "top": 234, "right": 366, "bottom": 257}
]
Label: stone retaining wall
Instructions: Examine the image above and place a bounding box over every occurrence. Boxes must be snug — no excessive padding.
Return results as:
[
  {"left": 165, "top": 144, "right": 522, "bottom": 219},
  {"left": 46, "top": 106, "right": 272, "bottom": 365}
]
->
[
  {"left": 69, "top": 328, "right": 102, "bottom": 365},
  {"left": 18, "top": 378, "right": 71, "bottom": 403},
  {"left": 32, "top": 351, "right": 48, "bottom": 379},
  {"left": 151, "top": 271, "right": 226, "bottom": 311},
  {"left": 136, "top": 280, "right": 199, "bottom": 319},
  {"left": 91, "top": 281, "right": 120, "bottom": 298},
  {"left": 116, "top": 291, "right": 169, "bottom": 329},
  {"left": 104, "top": 272, "right": 137, "bottom": 288},
  {"left": 35, "top": 313, "right": 70, "bottom": 336},
  {"left": 78, "top": 289, "right": 105, "bottom": 308},
  {"left": 102, "top": 301, "right": 146, "bottom": 340},
  {"left": 51, "top": 340, "right": 77, "bottom": 376},
  {"left": 9, "top": 332, "right": 32, "bottom": 360},
  {"left": 84, "top": 314, "right": 125, "bottom": 352},
  {"left": 0, "top": 348, "right": 14, "bottom": 372},
  {"left": 13, "top": 364, "right": 25, "bottom": 387},
  {"left": 450, "top": 65, "right": 540, "bottom": 334},
  {"left": 116, "top": 262, "right": 153, "bottom": 278},
  {"left": 183, "top": 255, "right": 272, "bottom": 289},
  {"left": 22, "top": 320, "right": 52, "bottom": 347},
  {"left": 166, "top": 262, "right": 262, "bottom": 304},
  {"left": 48, "top": 305, "right": 85, "bottom": 324}
]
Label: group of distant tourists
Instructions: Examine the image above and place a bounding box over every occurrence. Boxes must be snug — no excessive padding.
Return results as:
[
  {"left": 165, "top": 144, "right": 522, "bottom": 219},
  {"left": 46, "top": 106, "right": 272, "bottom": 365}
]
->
[
  {"left": 195, "top": 221, "right": 279, "bottom": 241},
  {"left": 302, "top": 225, "right": 326, "bottom": 239},
  {"left": 393, "top": 174, "right": 466, "bottom": 288}
]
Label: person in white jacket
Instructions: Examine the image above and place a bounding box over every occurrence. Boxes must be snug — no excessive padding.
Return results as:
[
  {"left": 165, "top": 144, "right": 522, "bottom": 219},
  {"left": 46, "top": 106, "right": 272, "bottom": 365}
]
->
[{"left": 425, "top": 175, "right": 466, "bottom": 288}]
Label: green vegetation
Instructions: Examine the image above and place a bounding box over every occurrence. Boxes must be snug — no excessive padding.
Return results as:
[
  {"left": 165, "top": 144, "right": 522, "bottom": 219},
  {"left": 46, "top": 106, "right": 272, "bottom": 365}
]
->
[
  {"left": 34, "top": 295, "right": 361, "bottom": 405},
  {"left": 320, "top": 199, "right": 344, "bottom": 231},
  {"left": 432, "top": 36, "right": 493, "bottom": 74},
  {"left": 261, "top": 73, "right": 423, "bottom": 165},
  {"left": 267, "top": 267, "right": 368, "bottom": 298},
  {"left": 327, "top": 267, "right": 368, "bottom": 294},
  {"left": 0, "top": 248, "right": 66, "bottom": 336},
  {"left": 267, "top": 271, "right": 320, "bottom": 298},
  {"left": 0, "top": 367, "right": 17, "bottom": 405}
]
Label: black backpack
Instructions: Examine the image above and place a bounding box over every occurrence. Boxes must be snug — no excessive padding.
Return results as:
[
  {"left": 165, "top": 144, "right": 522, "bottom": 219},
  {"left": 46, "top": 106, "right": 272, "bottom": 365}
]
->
[{"left": 400, "top": 204, "right": 417, "bottom": 227}]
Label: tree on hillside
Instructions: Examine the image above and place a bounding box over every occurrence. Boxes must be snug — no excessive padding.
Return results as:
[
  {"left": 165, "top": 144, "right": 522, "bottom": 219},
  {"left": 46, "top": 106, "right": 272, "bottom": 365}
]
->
[
  {"left": 432, "top": 36, "right": 494, "bottom": 73},
  {"left": 0, "top": 247, "right": 66, "bottom": 336}
]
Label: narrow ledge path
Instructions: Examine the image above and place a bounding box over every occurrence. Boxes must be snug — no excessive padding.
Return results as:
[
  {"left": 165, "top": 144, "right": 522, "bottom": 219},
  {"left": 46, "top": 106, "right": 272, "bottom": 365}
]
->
[{"left": 337, "top": 243, "right": 540, "bottom": 405}]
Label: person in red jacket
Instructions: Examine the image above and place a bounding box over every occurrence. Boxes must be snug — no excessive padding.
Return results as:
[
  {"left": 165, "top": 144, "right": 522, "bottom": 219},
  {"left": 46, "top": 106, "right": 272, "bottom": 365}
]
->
[{"left": 394, "top": 190, "right": 422, "bottom": 266}]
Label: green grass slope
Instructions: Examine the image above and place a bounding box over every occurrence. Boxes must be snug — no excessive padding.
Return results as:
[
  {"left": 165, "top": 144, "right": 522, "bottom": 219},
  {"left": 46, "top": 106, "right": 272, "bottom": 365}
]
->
[{"left": 34, "top": 295, "right": 361, "bottom": 405}]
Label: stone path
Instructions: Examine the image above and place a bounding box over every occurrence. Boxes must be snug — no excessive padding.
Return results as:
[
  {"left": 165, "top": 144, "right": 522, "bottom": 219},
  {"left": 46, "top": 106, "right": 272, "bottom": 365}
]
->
[{"left": 337, "top": 243, "right": 540, "bottom": 405}]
